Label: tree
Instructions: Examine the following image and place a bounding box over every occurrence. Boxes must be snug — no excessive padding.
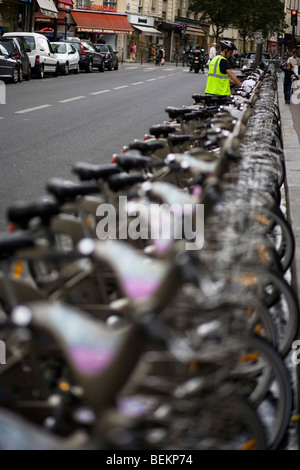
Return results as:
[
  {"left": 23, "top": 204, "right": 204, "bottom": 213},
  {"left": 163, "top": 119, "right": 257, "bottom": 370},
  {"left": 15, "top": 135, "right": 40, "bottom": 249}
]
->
[
  {"left": 230, "top": 0, "right": 286, "bottom": 52},
  {"left": 189, "top": 0, "right": 239, "bottom": 44},
  {"left": 190, "top": 0, "right": 286, "bottom": 51}
]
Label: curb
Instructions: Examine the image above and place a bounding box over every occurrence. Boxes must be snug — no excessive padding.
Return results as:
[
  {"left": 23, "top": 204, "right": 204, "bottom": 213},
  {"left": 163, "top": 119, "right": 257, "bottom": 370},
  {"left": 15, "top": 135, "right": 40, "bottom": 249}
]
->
[{"left": 278, "top": 70, "right": 300, "bottom": 450}]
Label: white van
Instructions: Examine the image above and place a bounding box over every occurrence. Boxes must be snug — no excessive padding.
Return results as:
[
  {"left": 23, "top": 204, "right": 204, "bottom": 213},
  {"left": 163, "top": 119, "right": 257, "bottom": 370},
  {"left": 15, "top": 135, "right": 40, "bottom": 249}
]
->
[{"left": 3, "top": 32, "right": 58, "bottom": 78}]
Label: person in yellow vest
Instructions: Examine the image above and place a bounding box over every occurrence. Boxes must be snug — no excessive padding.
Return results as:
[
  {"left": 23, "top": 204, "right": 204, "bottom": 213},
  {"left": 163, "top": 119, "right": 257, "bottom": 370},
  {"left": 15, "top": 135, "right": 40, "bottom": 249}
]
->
[{"left": 205, "top": 40, "right": 242, "bottom": 96}]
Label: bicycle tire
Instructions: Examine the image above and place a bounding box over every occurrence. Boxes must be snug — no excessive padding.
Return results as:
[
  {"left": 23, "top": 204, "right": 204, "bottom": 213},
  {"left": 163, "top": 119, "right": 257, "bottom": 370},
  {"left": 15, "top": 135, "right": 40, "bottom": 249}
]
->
[
  {"left": 250, "top": 207, "right": 295, "bottom": 274},
  {"left": 226, "top": 267, "right": 299, "bottom": 356},
  {"left": 221, "top": 334, "right": 293, "bottom": 449}
]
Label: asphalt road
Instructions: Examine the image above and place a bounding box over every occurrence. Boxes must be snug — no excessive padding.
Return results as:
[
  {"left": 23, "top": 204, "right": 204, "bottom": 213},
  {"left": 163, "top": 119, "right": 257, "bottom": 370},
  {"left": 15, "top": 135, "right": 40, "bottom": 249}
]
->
[{"left": 0, "top": 63, "right": 207, "bottom": 231}]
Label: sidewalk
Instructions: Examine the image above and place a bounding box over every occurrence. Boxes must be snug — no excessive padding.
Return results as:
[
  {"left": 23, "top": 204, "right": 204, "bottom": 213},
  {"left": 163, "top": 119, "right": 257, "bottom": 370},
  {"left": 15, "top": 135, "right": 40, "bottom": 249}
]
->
[
  {"left": 278, "top": 71, "right": 300, "bottom": 449},
  {"left": 279, "top": 73, "right": 300, "bottom": 302}
]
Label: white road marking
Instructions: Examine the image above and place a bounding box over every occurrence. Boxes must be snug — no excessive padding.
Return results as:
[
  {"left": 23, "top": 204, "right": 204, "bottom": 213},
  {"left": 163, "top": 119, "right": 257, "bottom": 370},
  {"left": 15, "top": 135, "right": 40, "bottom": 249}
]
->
[
  {"left": 131, "top": 81, "right": 144, "bottom": 85},
  {"left": 146, "top": 78, "right": 157, "bottom": 81},
  {"left": 158, "top": 76, "right": 166, "bottom": 78},
  {"left": 113, "top": 85, "right": 129, "bottom": 89},
  {"left": 90, "top": 90, "right": 110, "bottom": 95},
  {"left": 15, "top": 104, "right": 53, "bottom": 114},
  {"left": 59, "top": 96, "right": 86, "bottom": 103}
]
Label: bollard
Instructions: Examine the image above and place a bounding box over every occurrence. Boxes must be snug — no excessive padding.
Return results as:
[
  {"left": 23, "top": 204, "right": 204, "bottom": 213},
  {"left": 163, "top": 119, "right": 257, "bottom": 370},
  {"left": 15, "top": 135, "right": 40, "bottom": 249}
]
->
[
  {"left": 0, "top": 340, "right": 5, "bottom": 364},
  {"left": 0, "top": 80, "right": 5, "bottom": 105}
]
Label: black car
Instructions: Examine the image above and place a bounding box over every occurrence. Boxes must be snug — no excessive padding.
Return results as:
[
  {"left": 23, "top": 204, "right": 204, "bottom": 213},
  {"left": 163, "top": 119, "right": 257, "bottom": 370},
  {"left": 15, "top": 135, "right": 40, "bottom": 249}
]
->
[
  {"left": 0, "top": 43, "right": 19, "bottom": 83},
  {"left": 69, "top": 39, "right": 105, "bottom": 73},
  {"left": 0, "top": 36, "right": 31, "bottom": 81},
  {"left": 93, "top": 44, "right": 119, "bottom": 71}
]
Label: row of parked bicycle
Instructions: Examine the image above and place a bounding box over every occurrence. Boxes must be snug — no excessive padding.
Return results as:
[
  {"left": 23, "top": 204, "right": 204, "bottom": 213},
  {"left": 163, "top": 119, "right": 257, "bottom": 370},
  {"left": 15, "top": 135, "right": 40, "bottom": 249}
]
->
[
  {"left": 0, "top": 32, "right": 119, "bottom": 84},
  {"left": 0, "top": 62, "right": 297, "bottom": 450}
]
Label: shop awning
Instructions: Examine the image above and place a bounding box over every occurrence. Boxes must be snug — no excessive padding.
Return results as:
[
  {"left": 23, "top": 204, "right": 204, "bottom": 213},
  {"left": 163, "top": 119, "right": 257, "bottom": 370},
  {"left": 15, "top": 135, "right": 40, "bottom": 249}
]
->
[
  {"left": 36, "top": 0, "right": 58, "bottom": 18},
  {"left": 35, "top": 10, "right": 66, "bottom": 24},
  {"left": 71, "top": 11, "right": 134, "bottom": 34},
  {"left": 58, "top": 0, "right": 73, "bottom": 11},
  {"left": 132, "top": 25, "right": 162, "bottom": 36},
  {"left": 185, "top": 27, "right": 205, "bottom": 37}
]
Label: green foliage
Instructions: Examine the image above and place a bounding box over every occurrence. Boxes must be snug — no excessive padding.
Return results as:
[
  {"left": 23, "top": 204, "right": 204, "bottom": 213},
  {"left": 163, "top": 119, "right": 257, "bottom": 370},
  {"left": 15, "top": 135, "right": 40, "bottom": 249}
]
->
[
  {"left": 190, "top": 0, "right": 286, "bottom": 39},
  {"left": 190, "top": 0, "right": 237, "bottom": 41}
]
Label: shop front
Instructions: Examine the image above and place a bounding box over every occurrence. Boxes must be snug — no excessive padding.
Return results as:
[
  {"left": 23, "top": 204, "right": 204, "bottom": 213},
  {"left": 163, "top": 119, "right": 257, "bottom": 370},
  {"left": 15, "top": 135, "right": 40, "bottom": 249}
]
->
[
  {"left": 70, "top": 9, "right": 133, "bottom": 58},
  {"left": 158, "top": 22, "right": 186, "bottom": 62},
  {"left": 32, "top": 0, "right": 73, "bottom": 38},
  {"left": 127, "top": 14, "right": 162, "bottom": 63}
]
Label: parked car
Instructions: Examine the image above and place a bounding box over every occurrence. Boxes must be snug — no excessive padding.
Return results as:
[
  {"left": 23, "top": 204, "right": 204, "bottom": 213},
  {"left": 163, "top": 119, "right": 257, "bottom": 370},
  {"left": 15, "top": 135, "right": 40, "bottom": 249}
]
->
[
  {"left": 241, "top": 51, "right": 271, "bottom": 69},
  {"left": 230, "top": 53, "right": 244, "bottom": 69},
  {"left": 93, "top": 44, "right": 119, "bottom": 71},
  {"left": 51, "top": 41, "right": 80, "bottom": 75},
  {"left": 0, "top": 36, "right": 31, "bottom": 81},
  {"left": 69, "top": 38, "right": 105, "bottom": 73},
  {"left": 3, "top": 32, "right": 58, "bottom": 79},
  {"left": 0, "top": 43, "right": 19, "bottom": 83}
]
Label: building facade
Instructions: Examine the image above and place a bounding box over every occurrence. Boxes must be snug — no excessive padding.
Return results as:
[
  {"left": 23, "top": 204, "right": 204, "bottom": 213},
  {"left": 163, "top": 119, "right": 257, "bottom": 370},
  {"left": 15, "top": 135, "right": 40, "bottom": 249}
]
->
[{"left": 1, "top": 0, "right": 297, "bottom": 61}]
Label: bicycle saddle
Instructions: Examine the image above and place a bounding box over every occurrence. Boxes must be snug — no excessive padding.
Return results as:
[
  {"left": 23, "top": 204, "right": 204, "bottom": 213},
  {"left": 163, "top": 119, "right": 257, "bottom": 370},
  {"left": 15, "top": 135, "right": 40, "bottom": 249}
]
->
[
  {"left": 114, "top": 152, "right": 153, "bottom": 171},
  {"left": 165, "top": 106, "right": 193, "bottom": 120},
  {"left": 46, "top": 178, "right": 100, "bottom": 203},
  {"left": 7, "top": 197, "right": 59, "bottom": 229},
  {"left": 128, "top": 140, "right": 164, "bottom": 154},
  {"left": 192, "top": 94, "right": 230, "bottom": 106},
  {"left": 149, "top": 124, "right": 175, "bottom": 138},
  {"left": 167, "top": 133, "right": 196, "bottom": 146},
  {"left": 72, "top": 162, "right": 121, "bottom": 181},
  {"left": 106, "top": 173, "right": 146, "bottom": 191},
  {"left": 0, "top": 231, "right": 35, "bottom": 260}
]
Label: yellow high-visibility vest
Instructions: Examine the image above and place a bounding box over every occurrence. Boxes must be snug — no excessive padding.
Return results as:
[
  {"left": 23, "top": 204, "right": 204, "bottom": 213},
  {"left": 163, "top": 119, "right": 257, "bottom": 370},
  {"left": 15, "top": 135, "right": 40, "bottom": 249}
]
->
[{"left": 205, "top": 55, "right": 230, "bottom": 95}]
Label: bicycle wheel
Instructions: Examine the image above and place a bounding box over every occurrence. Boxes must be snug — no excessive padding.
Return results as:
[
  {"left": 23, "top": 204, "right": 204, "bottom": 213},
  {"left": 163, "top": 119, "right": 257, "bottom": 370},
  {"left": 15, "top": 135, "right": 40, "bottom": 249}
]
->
[
  {"left": 247, "top": 207, "right": 295, "bottom": 274},
  {"left": 229, "top": 268, "right": 299, "bottom": 356},
  {"left": 184, "top": 392, "right": 267, "bottom": 450},
  {"left": 222, "top": 334, "right": 292, "bottom": 449}
]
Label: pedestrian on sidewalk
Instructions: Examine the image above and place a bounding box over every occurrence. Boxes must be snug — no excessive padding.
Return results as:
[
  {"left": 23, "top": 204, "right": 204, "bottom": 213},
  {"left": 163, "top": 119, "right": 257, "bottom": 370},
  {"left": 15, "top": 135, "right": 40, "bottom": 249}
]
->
[
  {"left": 208, "top": 42, "right": 217, "bottom": 65},
  {"left": 97, "top": 34, "right": 106, "bottom": 44},
  {"left": 282, "top": 47, "right": 291, "bottom": 61},
  {"left": 280, "top": 61, "right": 298, "bottom": 104},
  {"left": 130, "top": 41, "right": 136, "bottom": 62},
  {"left": 287, "top": 50, "right": 300, "bottom": 74},
  {"left": 156, "top": 45, "right": 165, "bottom": 66}
]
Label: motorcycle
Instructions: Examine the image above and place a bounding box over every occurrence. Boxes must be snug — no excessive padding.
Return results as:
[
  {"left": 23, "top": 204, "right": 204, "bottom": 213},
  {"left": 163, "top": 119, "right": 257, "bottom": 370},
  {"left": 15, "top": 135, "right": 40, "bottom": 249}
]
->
[{"left": 189, "top": 50, "right": 205, "bottom": 73}]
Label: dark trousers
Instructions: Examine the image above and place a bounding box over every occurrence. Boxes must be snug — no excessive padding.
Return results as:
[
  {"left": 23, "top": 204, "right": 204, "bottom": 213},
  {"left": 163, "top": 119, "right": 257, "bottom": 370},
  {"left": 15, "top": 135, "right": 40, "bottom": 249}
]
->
[{"left": 284, "top": 81, "right": 292, "bottom": 103}]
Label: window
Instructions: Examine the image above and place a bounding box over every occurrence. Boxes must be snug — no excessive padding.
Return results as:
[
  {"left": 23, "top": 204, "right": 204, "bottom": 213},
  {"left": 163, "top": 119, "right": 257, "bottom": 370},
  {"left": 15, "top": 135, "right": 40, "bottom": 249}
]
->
[
  {"left": 151, "top": 0, "right": 156, "bottom": 12},
  {"left": 163, "top": 0, "right": 167, "bottom": 19},
  {"left": 177, "top": 0, "right": 182, "bottom": 16},
  {"left": 103, "top": 1, "right": 117, "bottom": 6},
  {"left": 23, "top": 36, "right": 36, "bottom": 51},
  {"left": 53, "top": 44, "right": 66, "bottom": 53},
  {"left": 138, "top": 0, "right": 143, "bottom": 13},
  {"left": 0, "top": 40, "right": 14, "bottom": 55},
  {"left": 38, "top": 38, "right": 50, "bottom": 53},
  {"left": 0, "top": 44, "right": 8, "bottom": 56}
]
